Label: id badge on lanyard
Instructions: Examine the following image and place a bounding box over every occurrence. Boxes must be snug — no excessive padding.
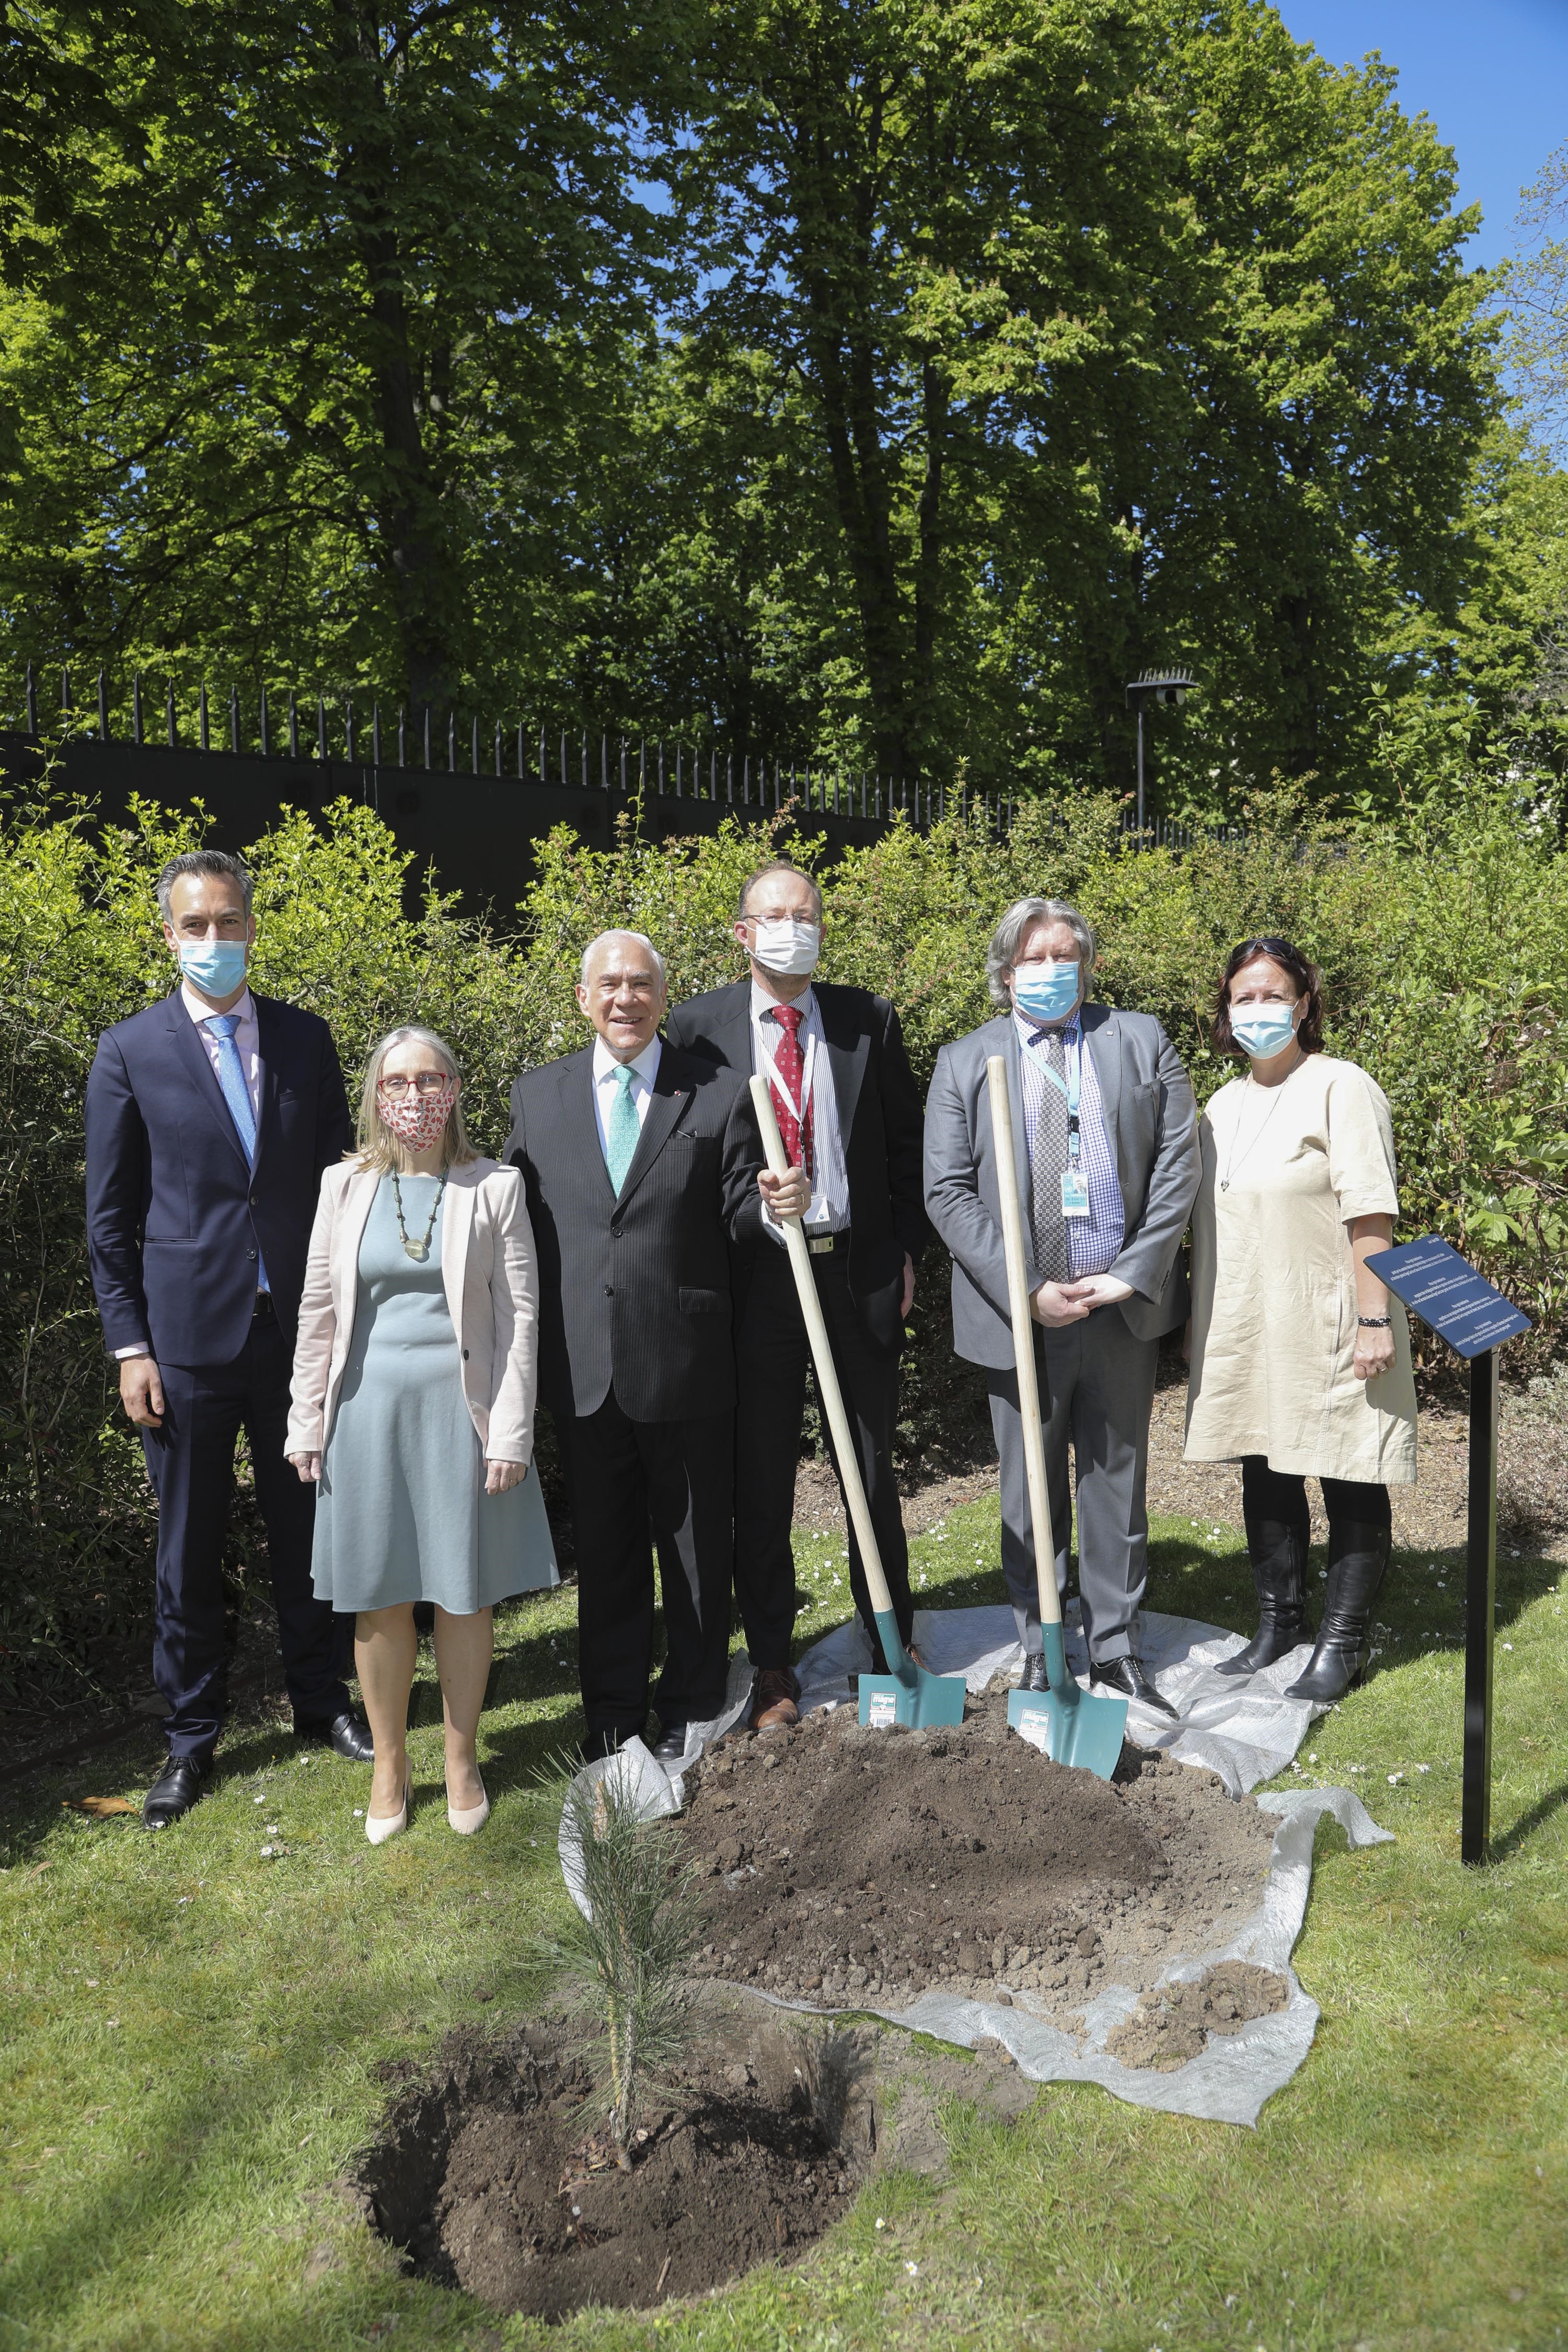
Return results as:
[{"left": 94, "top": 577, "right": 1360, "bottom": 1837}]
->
[{"left": 1044, "top": 1037, "right": 1091, "bottom": 1217}]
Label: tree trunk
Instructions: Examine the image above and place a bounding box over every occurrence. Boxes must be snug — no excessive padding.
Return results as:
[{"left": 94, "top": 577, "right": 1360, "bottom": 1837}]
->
[{"left": 332, "top": 5, "right": 464, "bottom": 710}]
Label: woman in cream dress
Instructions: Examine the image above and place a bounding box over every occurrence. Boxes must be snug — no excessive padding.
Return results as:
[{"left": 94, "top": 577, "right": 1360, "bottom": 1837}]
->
[{"left": 1185, "top": 936, "right": 1416, "bottom": 1701}]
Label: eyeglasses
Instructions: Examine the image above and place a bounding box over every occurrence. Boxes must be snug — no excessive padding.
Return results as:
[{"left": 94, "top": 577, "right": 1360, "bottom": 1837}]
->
[{"left": 378, "top": 1072, "right": 450, "bottom": 1098}]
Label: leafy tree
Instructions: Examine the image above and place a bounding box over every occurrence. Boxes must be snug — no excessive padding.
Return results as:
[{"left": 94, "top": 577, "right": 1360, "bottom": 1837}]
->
[{"left": 0, "top": 2, "right": 681, "bottom": 710}]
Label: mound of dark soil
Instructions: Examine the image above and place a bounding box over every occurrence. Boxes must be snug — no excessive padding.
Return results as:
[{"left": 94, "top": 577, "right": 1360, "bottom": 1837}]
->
[
  {"left": 1104, "top": 1961, "right": 1290, "bottom": 2071},
  {"left": 683, "top": 1692, "right": 1277, "bottom": 2028},
  {"left": 348, "top": 2014, "right": 871, "bottom": 2320}
]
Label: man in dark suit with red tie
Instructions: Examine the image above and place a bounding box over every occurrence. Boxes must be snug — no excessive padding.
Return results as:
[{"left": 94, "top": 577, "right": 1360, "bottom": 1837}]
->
[
  {"left": 85, "top": 850, "right": 370, "bottom": 1827},
  {"left": 665, "top": 862, "right": 929, "bottom": 1730}
]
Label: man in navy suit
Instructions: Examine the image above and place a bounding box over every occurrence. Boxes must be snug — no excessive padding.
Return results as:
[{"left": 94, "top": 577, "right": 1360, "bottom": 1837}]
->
[{"left": 85, "top": 849, "right": 372, "bottom": 1826}]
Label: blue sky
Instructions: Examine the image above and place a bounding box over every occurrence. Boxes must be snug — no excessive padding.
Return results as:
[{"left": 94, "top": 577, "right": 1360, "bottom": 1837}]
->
[{"left": 1277, "top": 0, "right": 1568, "bottom": 270}]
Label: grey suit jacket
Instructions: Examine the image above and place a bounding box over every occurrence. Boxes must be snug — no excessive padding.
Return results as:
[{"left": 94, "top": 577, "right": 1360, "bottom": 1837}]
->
[{"left": 924, "top": 1004, "right": 1200, "bottom": 1368}]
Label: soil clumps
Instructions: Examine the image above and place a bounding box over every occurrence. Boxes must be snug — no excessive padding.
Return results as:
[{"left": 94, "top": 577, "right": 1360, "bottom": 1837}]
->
[
  {"left": 348, "top": 2013, "right": 872, "bottom": 2320},
  {"left": 1104, "top": 1962, "right": 1290, "bottom": 2070},
  {"left": 683, "top": 1691, "right": 1276, "bottom": 2031}
]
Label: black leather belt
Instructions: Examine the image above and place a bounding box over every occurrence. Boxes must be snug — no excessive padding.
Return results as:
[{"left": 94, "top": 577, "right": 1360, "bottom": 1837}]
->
[
  {"left": 252, "top": 1290, "right": 275, "bottom": 1321},
  {"left": 805, "top": 1229, "right": 849, "bottom": 1257}
]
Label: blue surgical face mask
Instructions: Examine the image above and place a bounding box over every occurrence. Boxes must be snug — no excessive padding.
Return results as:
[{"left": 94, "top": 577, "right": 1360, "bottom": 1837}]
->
[
  {"left": 1230, "top": 1002, "right": 1299, "bottom": 1060},
  {"left": 177, "top": 938, "right": 249, "bottom": 997},
  {"left": 1013, "top": 959, "right": 1080, "bottom": 1023}
]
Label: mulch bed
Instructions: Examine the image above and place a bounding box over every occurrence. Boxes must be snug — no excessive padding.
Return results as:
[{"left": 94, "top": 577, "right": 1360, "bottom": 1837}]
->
[
  {"left": 684, "top": 1693, "right": 1280, "bottom": 2035},
  {"left": 349, "top": 2016, "right": 868, "bottom": 2320}
]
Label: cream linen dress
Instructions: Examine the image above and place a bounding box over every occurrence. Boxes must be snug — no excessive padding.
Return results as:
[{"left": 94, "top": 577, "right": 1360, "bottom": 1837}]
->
[{"left": 1184, "top": 1054, "right": 1417, "bottom": 1483}]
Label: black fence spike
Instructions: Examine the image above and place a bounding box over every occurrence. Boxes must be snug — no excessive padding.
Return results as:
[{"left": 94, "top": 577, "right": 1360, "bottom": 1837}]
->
[
  {"left": 199, "top": 684, "right": 208, "bottom": 752},
  {"left": 98, "top": 666, "right": 108, "bottom": 741},
  {"left": 400, "top": 707, "right": 407, "bottom": 768},
  {"left": 259, "top": 684, "right": 269, "bottom": 759},
  {"left": 62, "top": 664, "right": 71, "bottom": 717},
  {"left": 345, "top": 698, "right": 355, "bottom": 765},
  {"left": 230, "top": 685, "right": 240, "bottom": 756},
  {"left": 470, "top": 713, "right": 478, "bottom": 776},
  {"left": 288, "top": 690, "right": 298, "bottom": 759},
  {"left": 26, "top": 660, "right": 37, "bottom": 734},
  {"left": 317, "top": 696, "right": 327, "bottom": 762},
  {"left": 133, "top": 673, "right": 143, "bottom": 746}
]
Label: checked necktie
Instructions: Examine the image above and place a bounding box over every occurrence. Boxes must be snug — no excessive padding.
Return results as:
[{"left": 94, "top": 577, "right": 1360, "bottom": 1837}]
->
[
  {"left": 1029, "top": 1027, "right": 1070, "bottom": 1283},
  {"left": 767, "top": 1002, "right": 814, "bottom": 1182},
  {"left": 206, "top": 1012, "right": 268, "bottom": 1290},
  {"left": 604, "top": 1062, "right": 640, "bottom": 1195}
]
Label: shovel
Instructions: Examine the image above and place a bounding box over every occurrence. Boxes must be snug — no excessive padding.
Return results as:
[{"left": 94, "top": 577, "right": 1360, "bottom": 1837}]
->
[
  {"left": 986, "top": 1055, "right": 1127, "bottom": 1779},
  {"left": 748, "top": 1075, "right": 966, "bottom": 1730}
]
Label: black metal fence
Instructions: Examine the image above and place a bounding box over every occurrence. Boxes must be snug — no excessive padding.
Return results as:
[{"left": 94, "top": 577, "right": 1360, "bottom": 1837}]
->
[{"left": 6, "top": 662, "right": 1243, "bottom": 907}]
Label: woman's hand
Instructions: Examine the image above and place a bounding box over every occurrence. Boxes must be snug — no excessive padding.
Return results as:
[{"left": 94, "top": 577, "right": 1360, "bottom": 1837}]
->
[
  {"left": 1353, "top": 1324, "right": 1396, "bottom": 1382},
  {"left": 485, "top": 1458, "right": 527, "bottom": 1495},
  {"left": 289, "top": 1452, "right": 321, "bottom": 1483}
]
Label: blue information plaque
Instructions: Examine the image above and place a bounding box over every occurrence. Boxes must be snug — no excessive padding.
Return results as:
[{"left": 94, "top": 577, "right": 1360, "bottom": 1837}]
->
[{"left": 1365, "top": 1236, "right": 1531, "bottom": 1360}]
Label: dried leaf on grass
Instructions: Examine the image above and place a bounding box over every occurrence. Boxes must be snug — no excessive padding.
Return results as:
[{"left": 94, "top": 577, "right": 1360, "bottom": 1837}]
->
[{"left": 63, "top": 1796, "right": 138, "bottom": 1817}]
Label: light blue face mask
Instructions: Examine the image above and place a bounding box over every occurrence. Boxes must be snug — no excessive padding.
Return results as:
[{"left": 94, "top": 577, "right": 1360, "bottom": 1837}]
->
[
  {"left": 178, "top": 939, "right": 249, "bottom": 997},
  {"left": 1013, "top": 959, "right": 1080, "bottom": 1023},
  {"left": 1230, "top": 1003, "right": 1299, "bottom": 1060}
]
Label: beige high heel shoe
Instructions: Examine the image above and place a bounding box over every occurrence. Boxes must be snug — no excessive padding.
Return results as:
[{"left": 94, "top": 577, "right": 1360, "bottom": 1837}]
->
[
  {"left": 365, "top": 1765, "right": 411, "bottom": 1846},
  {"left": 446, "top": 1771, "right": 490, "bottom": 1836}
]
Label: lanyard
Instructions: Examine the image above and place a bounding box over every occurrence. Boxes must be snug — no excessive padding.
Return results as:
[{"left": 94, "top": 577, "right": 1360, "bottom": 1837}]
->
[
  {"left": 755, "top": 1019, "right": 816, "bottom": 1138},
  {"left": 1033, "top": 1027, "right": 1082, "bottom": 1162}
]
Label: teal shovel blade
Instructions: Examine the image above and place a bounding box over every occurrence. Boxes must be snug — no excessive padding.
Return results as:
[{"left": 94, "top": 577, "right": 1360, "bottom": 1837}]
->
[
  {"left": 857, "top": 1610, "right": 967, "bottom": 1730},
  {"left": 1005, "top": 1631, "right": 1127, "bottom": 1780}
]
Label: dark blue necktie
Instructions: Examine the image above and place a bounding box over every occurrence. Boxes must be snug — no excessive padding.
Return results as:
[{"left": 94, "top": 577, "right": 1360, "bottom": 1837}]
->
[{"left": 206, "top": 1013, "right": 267, "bottom": 1293}]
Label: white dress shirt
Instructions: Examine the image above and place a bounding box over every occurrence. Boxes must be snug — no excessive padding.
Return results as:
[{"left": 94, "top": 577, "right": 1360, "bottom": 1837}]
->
[
  {"left": 751, "top": 981, "right": 848, "bottom": 1235},
  {"left": 118, "top": 984, "right": 264, "bottom": 1359},
  {"left": 590, "top": 1032, "right": 661, "bottom": 1160}
]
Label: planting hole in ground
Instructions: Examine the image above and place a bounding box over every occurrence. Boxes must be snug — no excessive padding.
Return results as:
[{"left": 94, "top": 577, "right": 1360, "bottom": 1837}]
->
[{"left": 347, "top": 2014, "right": 874, "bottom": 2320}]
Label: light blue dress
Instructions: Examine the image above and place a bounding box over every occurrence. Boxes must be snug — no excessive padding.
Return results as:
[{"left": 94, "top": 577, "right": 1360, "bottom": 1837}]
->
[{"left": 310, "top": 1174, "right": 558, "bottom": 1612}]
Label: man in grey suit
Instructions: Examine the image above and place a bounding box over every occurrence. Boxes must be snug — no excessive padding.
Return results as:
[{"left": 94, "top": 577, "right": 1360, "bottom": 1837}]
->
[{"left": 924, "top": 896, "right": 1199, "bottom": 1715}]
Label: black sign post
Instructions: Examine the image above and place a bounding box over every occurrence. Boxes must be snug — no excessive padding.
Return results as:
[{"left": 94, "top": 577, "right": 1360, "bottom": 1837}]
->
[{"left": 1366, "top": 1238, "right": 1531, "bottom": 1867}]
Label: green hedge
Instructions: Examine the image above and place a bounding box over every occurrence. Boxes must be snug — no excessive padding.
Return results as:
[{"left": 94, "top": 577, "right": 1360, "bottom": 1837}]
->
[{"left": 3, "top": 781, "right": 1564, "bottom": 1703}]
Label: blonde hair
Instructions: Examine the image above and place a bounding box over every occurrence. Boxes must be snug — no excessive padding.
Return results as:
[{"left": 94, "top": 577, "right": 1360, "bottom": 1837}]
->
[{"left": 351, "top": 1025, "right": 478, "bottom": 1171}]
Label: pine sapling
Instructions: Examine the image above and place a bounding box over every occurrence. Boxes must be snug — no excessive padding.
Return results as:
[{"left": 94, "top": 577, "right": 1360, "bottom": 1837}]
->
[{"left": 551, "top": 1757, "right": 701, "bottom": 2170}]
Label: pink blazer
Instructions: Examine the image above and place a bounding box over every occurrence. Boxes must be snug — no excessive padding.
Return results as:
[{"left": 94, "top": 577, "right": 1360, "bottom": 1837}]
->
[{"left": 285, "top": 1157, "right": 539, "bottom": 1465}]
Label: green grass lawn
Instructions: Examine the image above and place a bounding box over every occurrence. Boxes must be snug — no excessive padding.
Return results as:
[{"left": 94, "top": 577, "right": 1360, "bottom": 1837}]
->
[{"left": 3, "top": 1500, "right": 1566, "bottom": 2352}]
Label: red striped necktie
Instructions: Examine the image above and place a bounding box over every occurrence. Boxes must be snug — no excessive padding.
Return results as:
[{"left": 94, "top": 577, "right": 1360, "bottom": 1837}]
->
[{"left": 768, "top": 1003, "right": 814, "bottom": 1183}]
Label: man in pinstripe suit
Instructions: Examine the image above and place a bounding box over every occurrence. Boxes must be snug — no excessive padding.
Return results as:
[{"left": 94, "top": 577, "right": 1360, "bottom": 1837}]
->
[{"left": 504, "top": 931, "right": 808, "bottom": 1762}]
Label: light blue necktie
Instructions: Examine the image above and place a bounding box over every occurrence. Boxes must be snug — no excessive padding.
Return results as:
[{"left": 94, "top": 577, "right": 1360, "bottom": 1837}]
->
[
  {"left": 206, "top": 1013, "right": 268, "bottom": 1293},
  {"left": 604, "top": 1063, "right": 640, "bottom": 1195}
]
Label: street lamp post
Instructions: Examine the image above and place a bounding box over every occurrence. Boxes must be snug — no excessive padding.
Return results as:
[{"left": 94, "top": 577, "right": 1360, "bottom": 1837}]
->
[{"left": 1124, "top": 671, "right": 1196, "bottom": 836}]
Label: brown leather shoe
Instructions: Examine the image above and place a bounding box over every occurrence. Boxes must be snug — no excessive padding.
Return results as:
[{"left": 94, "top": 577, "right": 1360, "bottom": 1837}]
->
[{"left": 750, "top": 1667, "right": 801, "bottom": 1731}]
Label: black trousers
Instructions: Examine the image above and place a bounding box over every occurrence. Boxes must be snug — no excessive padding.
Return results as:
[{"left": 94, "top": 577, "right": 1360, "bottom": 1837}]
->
[
  {"left": 557, "top": 1389, "right": 735, "bottom": 1746},
  {"left": 139, "top": 1307, "right": 351, "bottom": 1762},
  {"left": 734, "top": 1244, "right": 913, "bottom": 1668},
  {"left": 1241, "top": 1457, "right": 1392, "bottom": 1542}
]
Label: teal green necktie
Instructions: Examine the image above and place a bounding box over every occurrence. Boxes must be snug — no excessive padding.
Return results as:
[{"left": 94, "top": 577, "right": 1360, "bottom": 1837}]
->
[{"left": 604, "top": 1062, "right": 640, "bottom": 1195}]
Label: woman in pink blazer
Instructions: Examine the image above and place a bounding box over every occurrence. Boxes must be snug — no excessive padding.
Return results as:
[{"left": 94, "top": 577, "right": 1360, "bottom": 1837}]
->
[{"left": 287, "top": 1025, "right": 556, "bottom": 1843}]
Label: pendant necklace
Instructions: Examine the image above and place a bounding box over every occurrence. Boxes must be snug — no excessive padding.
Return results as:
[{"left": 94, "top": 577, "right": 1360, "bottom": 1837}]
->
[
  {"left": 1220, "top": 1054, "right": 1303, "bottom": 1192},
  {"left": 391, "top": 1165, "right": 446, "bottom": 1261}
]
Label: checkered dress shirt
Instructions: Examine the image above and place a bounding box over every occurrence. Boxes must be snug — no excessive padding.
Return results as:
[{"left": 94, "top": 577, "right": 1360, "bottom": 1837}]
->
[{"left": 1015, "top": 1009, "right": 1126, "bottom": 1278}]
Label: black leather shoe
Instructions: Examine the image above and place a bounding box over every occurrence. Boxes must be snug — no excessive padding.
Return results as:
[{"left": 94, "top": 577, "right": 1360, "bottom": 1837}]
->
[
  {"left": 1020, "top": 1650, "right": 1050, "bottom": 1692},
  {"left": 650, "top": 1725, "right": 690, "bottom": 1765},
  {"left": 1089, "top": 1656, "right": 1178, "bottom": 1719},
  {"left": 297, "top": 1709, "right": 375, "bottom": 1763},
  {"left": 143, "top": 1754, "right": 210, "bottom": 1829}
]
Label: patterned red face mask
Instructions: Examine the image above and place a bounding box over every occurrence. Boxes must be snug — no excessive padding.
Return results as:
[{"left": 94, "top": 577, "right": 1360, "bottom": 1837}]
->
[{"left": 377, "top": 1077, "right": 456, "bottom": 1153}]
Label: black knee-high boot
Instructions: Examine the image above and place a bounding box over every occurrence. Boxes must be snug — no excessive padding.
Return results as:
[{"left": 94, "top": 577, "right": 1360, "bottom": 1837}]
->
[
  {"left": 1216, "top": 1511, "right": 1312, "bottom": 1676},
  {"left": 1284, "top": 1525, "right": 1390, "bottom": 1703}
]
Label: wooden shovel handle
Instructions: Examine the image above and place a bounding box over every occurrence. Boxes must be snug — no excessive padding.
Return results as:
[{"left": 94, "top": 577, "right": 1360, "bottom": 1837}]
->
[
  {"left": 747, "top": 1075, "right": 897, "bottom": 1625},
  {"left": 985, "top": 1056, "right": 1062, "bottom": 1630}
]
